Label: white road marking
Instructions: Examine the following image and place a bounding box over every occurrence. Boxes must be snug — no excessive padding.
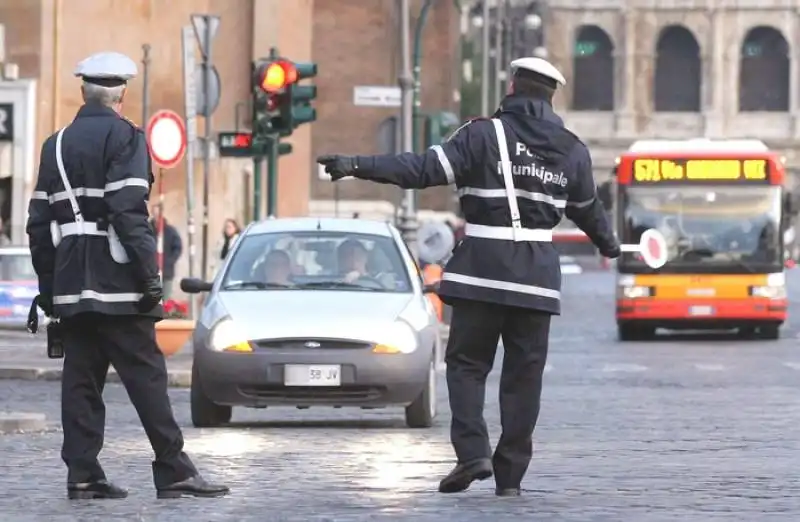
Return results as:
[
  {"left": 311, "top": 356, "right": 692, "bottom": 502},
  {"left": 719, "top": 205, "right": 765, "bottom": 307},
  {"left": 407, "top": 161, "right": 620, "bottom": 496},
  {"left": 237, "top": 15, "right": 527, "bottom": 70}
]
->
[
  {"left": 600, "top": 363, "right": 647, "bottom": 373},
  {"left": 694, "top": 363, "right": 726, "bottom": 372},
  {"left": 782, "top": 362, "right": 800, "bottom": 370}
]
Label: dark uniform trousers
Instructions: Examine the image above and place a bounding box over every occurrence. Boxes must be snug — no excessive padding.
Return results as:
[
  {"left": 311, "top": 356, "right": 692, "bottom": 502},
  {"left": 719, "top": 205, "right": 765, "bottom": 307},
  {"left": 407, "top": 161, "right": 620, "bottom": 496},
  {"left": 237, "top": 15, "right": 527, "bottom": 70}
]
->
[
  {"left": 445, "top": 297, "right": 550, "bottom": 488},
  {"left": 61, "top": 312, "right": 197, "bottom": 488}
]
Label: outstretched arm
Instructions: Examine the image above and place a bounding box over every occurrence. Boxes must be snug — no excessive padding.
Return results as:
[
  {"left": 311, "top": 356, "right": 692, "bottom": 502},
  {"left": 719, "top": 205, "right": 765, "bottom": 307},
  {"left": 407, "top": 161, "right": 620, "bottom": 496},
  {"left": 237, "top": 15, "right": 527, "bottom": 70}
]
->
[
  {"left": 318, "top": 120, "right": 482, "bottom": 189},
  {"left": 564, "top": 146, "right": 620, "bottom": 257}
]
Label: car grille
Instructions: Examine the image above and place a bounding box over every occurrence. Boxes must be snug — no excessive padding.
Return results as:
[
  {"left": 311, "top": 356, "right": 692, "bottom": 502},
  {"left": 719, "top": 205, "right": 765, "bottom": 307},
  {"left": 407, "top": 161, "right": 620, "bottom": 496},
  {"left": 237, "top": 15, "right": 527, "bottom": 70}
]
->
[
  {"left": 254, "top": 339, "right": 373, "bottom": 350},
  {"left": 238, "top": 385, "right": 385, "bottom": 402}
]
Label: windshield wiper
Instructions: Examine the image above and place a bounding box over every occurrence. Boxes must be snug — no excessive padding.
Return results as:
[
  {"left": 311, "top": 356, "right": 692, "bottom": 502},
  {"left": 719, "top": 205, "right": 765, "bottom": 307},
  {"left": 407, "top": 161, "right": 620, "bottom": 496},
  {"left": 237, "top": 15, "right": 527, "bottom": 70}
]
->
[
  {"left": 678, "top": 248, "right": 757, "bottom": 273},
  {"left": 294, "top": 281, "right": 381, "bottom": 291},
  {"left": 223, "top": 281, "right": 294, "bottom": 290}
]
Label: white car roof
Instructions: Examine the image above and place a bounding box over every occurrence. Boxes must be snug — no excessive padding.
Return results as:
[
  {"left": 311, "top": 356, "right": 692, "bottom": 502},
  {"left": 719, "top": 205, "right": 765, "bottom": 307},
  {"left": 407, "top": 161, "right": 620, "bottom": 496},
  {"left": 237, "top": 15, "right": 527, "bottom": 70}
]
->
[{"left": 247, "top": 217, "right": 396, "bottom": 237}]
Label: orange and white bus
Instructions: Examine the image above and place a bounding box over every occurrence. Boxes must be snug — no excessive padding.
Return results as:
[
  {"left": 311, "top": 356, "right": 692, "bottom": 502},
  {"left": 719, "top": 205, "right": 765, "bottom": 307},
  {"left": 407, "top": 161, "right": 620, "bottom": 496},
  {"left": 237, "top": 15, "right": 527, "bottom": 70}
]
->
[{"left": 613, "top": 139, "right": 798, "bottom": 341}]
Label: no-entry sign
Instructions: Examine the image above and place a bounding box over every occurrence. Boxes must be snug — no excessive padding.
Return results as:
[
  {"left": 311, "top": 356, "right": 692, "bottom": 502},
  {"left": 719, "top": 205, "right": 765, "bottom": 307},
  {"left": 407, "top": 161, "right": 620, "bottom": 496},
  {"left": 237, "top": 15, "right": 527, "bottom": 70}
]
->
[{"left": 147, "top": 109, "right": 187, "bottom": 169}]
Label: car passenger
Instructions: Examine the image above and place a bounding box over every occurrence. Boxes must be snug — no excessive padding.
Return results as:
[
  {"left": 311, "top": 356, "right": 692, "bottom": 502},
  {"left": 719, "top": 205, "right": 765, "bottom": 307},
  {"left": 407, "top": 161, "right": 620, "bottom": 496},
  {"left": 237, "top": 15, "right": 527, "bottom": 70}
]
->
[
  {"left": 263, "top": 250, "right": 293, "bottom": 285},
  {"left": 338, "top": 239, "right": 370, "bottom": 283}
]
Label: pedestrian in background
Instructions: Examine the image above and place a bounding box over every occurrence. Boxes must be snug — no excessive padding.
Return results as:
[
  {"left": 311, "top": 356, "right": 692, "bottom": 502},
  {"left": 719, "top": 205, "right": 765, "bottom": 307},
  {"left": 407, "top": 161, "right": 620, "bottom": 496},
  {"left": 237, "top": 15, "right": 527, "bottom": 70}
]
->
[
  {"left": 219, "top": 218, "right": 240, "bottom": 261},
  {"left": 26, "top": 51, "right": 229, "bottom": 500},
  {"left": 318, "top": 56, "right": 619, "bottom": 497},
  {"left": 149, "top": 203, "right": 182, "bottom": 300}
]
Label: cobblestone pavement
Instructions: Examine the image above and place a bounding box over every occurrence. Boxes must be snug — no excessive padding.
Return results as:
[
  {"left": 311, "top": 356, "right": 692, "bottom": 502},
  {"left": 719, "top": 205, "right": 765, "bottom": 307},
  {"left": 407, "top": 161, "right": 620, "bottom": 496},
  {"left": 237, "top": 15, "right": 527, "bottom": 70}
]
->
[{"left": 1, "top": 270, "right": 799, "bottom": 520}]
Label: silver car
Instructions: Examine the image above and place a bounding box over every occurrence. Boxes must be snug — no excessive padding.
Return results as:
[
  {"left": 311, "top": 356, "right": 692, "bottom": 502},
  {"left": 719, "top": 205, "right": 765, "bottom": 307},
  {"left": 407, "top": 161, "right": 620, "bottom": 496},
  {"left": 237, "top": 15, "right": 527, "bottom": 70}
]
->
[{"left": 181, "top": 218, "right": 443, "bottom": 428}]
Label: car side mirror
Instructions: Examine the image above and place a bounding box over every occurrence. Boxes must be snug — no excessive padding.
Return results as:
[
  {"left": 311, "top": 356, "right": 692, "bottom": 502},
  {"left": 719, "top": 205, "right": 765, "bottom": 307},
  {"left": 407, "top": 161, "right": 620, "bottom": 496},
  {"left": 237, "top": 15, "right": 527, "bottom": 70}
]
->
[
  {"left": 423, "top": 282, "right": 439, "bottom": 294},
  {"left": 180, "top": 278, "right": 213, "bottom": 293}
]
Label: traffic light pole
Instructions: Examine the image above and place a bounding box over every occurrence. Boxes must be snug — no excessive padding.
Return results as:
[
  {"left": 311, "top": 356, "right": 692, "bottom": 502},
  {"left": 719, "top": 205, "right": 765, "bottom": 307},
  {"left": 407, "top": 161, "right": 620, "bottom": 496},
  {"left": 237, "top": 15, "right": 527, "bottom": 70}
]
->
[
  {"left": 266, "top": 137, "right": 279, "bottom": 217},
  {"left": 397, "top": 0, "right": 418, "bottom": 258},
  {"left": 252, "top": 156, "right": 262, "bottom": 221}
]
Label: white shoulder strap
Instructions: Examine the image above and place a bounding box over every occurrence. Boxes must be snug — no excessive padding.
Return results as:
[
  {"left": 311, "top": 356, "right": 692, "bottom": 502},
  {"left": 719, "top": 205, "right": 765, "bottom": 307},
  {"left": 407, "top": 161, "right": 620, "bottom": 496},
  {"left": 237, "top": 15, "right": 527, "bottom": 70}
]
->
[
  {"left": 55, "top": 127, "right": 84, "bottom": 226},
  {"left": 491, "top": 118, "right": 522, "bottom": 241}
]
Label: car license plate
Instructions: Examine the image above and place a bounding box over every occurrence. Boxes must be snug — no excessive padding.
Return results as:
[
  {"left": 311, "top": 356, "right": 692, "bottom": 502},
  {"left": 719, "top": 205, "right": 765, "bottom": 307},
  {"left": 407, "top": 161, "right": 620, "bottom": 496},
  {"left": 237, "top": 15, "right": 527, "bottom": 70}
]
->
[
  {"left": 284, "top": 365, "right": 341, "bottom": 386},
  {"left": 689, "top": 305, "right": 714, "bottom": 316}
]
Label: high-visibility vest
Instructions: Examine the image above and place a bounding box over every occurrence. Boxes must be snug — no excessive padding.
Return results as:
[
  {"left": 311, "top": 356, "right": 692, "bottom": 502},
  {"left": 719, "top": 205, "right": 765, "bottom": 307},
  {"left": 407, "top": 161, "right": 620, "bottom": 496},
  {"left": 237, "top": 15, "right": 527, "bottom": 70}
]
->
[{"left": 423, "top": 263, "right": 444, "bottom": 322}]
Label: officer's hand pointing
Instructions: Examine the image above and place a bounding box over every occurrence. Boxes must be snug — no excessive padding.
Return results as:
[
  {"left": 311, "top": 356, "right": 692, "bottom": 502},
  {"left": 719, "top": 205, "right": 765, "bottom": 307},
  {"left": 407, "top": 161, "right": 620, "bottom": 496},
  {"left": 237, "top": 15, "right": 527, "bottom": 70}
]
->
[
  {"left": 317, "top": 155, "right": 357, "bottom": 181},
  {"left": 138, "top": 276, "right": 164, "bottom": 313}
]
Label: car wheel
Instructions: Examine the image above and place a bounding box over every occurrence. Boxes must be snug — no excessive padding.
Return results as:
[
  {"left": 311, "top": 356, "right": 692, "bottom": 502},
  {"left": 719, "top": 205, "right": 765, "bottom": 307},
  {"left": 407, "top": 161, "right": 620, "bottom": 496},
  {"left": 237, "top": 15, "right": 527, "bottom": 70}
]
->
[
  {"left": 190, "top": 362, "right": 232, "bottom": 428},
  {"left": 405, "top": 358, "right": 436, "bottom": 429}
]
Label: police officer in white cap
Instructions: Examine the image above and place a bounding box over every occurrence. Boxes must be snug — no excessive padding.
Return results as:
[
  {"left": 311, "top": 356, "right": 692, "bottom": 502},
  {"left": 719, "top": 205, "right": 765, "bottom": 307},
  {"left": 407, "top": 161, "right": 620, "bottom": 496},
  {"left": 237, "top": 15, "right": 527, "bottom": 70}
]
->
[
  {"left": 26, "top": 52, "right": 229, "bottom": 499},
  {"left": 318, "top": 56, "right": 620, "bottom": 495}
]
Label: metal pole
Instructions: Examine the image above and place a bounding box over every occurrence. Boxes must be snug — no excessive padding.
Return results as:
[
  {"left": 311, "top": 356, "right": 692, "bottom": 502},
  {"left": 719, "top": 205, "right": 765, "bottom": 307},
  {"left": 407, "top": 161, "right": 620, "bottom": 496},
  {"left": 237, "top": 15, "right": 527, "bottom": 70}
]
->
[
  {"left": 200, "top": 20, "right": 212, "bottom": 282},
  {"left": 266, "top": 139, "right": 278, "bottom": 217},
  {"left": 157, "top": 168, "right": 165, "bottom": 283},
  {"left": 398, "top": 0, "right": 418, "bottom": 257},
  {"left": 494, "top": 0, "right": 505, "bottom": 107},
  {"left": 252, "top": 157, "right": 262, "bottom": 221},
  {"left": 412, "top": 0, "right": 435, "bottom": 153},
  {"left": 141, "top": 44, "right": 151, "bottom": 125},
  {"left": 480, "top": 0, "right": 490, "bottom": 116}
]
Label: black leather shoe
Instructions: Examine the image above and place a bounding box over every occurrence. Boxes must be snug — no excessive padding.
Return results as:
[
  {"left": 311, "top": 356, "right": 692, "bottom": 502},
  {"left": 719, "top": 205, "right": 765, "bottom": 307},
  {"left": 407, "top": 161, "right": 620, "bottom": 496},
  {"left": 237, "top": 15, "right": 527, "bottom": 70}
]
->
[
  {"left": 67, "top": 479, "right": 128, "bottom": 499},
  {"left": 495, "top": 487, "right": 521, "bottom": 497},
  {"left": 438, "top": 458, "right": 493, "bottom": 493},
  {"left": 157, "top": 475, "right": 230, "bottom": 499}
]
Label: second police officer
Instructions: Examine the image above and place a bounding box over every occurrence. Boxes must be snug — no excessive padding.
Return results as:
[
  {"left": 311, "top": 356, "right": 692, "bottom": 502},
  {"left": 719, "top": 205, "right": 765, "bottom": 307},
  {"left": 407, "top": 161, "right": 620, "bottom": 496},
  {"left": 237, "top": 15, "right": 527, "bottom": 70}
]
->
[
  {"left": 26, "top": 52, "right": 229, "bottom": 499},
  {"left": 318, "top": 57, "right": 621, "bottom": 496}
]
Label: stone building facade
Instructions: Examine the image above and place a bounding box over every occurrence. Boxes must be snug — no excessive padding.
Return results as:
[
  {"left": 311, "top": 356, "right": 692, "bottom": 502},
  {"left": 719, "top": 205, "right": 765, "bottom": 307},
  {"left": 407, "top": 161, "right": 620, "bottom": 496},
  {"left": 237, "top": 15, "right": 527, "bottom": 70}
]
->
[{"left": 545, "top": 0, "right": 800, "bottom": 184}]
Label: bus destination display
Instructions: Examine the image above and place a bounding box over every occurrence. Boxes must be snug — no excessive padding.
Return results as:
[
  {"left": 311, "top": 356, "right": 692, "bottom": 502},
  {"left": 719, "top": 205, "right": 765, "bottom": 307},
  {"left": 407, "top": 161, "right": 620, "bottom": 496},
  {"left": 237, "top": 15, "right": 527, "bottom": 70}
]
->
[{"left": 632, "top": 158, "right": 770, "bottom": 184}]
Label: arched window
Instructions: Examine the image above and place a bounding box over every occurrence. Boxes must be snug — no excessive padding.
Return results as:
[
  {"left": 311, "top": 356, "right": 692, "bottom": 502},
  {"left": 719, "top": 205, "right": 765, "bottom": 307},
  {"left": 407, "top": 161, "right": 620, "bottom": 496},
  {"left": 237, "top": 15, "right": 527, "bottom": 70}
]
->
[
  {"left": 654, "top": 25, "right": 701, "bottom": 112},
  {"left": 572, "top": 25, "right": 614, "bottom": 111},
  {"left": 739, "top": 26, "right": 789, "bottom": 111}
]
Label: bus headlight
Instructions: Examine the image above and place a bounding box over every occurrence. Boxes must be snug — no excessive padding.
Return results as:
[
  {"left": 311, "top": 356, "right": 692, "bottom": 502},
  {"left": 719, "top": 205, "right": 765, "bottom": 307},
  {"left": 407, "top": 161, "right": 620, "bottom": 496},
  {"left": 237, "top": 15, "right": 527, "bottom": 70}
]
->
[
  {"left": 616, "top": 286, "right": 653, "bottom": 299},
  {"left": 750, "top": 285, "right": 786, "bottom": 299}
]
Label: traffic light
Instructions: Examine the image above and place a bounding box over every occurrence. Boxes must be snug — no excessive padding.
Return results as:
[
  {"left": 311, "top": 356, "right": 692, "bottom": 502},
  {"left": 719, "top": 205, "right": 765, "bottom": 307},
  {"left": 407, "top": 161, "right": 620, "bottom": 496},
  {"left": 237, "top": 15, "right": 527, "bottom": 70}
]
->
[
  {"left": 283, "top": 61, "right": 318, "bottom": 131},
  {"left": 424, "top": 112, "right": 461, "bottom": 148},
  {"left": 251, "top": 57, "right": 295, "bottom": 138}
]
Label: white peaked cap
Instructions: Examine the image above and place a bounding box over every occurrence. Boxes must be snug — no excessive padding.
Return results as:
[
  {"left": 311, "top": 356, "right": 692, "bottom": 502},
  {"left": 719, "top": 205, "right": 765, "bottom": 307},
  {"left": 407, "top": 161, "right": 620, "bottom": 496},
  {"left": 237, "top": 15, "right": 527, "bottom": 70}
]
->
[
  {"left": 74, "top": 52, "right": 138, "bottom": 80},
  {"left": 510, "top": 57, "right": 566, "bottom": 86}
]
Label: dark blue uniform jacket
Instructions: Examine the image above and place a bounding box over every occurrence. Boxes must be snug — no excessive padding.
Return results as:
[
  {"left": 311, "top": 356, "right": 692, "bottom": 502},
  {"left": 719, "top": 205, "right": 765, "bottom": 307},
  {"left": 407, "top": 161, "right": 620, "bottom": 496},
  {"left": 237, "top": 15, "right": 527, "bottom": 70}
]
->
[{"left": 349, "top": 95, "right": 617, "bottom": 314}]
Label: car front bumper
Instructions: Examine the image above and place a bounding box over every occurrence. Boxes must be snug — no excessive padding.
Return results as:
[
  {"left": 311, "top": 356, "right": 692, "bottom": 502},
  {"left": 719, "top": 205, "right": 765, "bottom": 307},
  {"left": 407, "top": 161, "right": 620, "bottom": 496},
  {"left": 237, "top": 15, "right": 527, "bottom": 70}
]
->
[{"left": 194, "top": 344, "right": 433, "bottom": 408}]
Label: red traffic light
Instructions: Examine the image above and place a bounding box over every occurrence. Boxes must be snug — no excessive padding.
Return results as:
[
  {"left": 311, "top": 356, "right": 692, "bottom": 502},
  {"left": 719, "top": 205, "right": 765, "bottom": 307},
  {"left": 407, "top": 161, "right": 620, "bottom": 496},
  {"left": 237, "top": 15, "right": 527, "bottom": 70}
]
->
[{"left": 258, "top": 60, "right": 298, "bottom": 93}]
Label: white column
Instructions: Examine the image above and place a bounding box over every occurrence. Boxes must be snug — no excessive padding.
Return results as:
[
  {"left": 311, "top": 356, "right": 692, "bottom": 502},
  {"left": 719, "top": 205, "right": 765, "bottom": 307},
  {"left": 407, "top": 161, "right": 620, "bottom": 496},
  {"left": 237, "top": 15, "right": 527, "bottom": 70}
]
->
[
  {"left": 614, "top": 7, "right": 636, "bottom": 137},
  {"left": 704, "top": 7, "right": 725, "bottom": 137}
]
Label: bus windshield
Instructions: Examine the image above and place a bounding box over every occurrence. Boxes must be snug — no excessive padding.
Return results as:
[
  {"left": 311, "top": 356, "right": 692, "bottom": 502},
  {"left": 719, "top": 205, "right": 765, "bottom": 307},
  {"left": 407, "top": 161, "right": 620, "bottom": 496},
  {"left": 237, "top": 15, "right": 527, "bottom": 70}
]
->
[{"left": 619, "top": 185, "right": 783, "bottom": 273}]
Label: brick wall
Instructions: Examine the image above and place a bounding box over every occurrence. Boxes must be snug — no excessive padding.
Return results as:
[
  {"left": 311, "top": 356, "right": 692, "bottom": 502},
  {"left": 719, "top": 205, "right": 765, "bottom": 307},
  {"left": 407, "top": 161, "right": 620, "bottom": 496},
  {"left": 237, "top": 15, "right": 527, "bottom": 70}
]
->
[{"left": 311, "top": 0, "right": 461, "bottom": 212}]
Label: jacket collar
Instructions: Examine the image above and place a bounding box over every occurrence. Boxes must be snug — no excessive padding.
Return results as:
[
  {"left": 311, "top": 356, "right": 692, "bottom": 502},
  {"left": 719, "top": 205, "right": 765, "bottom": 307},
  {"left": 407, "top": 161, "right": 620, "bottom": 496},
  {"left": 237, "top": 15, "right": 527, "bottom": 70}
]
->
[{"left": 74, "top": 102, "right": 120, "bottom": 120}]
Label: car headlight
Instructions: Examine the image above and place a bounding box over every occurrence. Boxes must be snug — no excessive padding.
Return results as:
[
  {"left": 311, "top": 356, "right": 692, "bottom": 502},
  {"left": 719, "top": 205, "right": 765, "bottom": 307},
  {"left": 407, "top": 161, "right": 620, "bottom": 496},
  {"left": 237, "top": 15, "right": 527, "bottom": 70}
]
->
[
  {"left": 372, "top": 320, "right": 419, "bottom": 354},
  {"left": 209, "top": 318, "right": 253, "bottom": 353},
  {"left": 616, "top": 285, "right": 653, "bottom": 299},
  {"left": 750, "top": 285, "right": 786, "bottom": 299}
]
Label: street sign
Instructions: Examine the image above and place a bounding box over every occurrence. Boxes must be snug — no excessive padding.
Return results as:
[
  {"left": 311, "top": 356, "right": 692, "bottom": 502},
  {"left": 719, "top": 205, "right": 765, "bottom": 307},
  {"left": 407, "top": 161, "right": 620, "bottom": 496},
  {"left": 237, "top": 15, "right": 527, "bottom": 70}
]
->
[
  {"left": 620, "top": 228, "right": 668, "bottom": 269},
  {"left": 0, "top": 103, "right": 13, "bottom": 141},
  {"left": 194, "top": 64, "right": 221, "bottom": 116},
  {"left": 353, "top": 86, "right": 401, "bottom": 107},
  {"left": 147, "top": 110, "right": 187, "bottom": 169},
  {"left": 190, "top": 14, "right": 220, "bottom": 61}
]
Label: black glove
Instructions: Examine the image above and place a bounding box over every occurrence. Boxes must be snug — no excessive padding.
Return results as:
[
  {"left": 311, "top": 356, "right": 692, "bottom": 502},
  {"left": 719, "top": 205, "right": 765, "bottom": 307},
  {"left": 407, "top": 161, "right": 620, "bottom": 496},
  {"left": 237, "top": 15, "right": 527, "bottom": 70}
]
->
[
  {"left": 138, "top": 276, "right": 163, "bottom": 313},
  {"left": 317, "top": 155, "right": 358, "bottom": 181},
  {"left": 36, "top": 293, "right": 53, "bottom": 317},
  {"left": 600, "top": 243, "right": 621, "bottom": 259}
]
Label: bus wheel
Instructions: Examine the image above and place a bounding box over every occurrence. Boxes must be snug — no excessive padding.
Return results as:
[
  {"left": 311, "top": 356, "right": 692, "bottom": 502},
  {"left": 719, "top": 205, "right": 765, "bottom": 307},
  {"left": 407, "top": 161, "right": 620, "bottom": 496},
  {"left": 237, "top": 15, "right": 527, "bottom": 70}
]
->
[
  {"left": 618, "top": 324, "right": 654, "bottom": 341},
  {"left": 737, "top": 327, "right": 757, "bottom": 339},
  {"left": 759, "top": 325, "right": 780, "bottom": 340}
]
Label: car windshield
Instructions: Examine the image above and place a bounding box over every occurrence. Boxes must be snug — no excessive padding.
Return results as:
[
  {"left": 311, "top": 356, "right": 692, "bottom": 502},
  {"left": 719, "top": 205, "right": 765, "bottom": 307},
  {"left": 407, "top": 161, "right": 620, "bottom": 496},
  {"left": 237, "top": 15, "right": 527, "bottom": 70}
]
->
[
  {"left": 0, "top": 254, "right": 36, "bottom": 281},
  {"left": 221, "top": 231, "right": 413, "bottom": 293},
  {"left": 619, "top": 185, "right": 783, "bottom": 273}
]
